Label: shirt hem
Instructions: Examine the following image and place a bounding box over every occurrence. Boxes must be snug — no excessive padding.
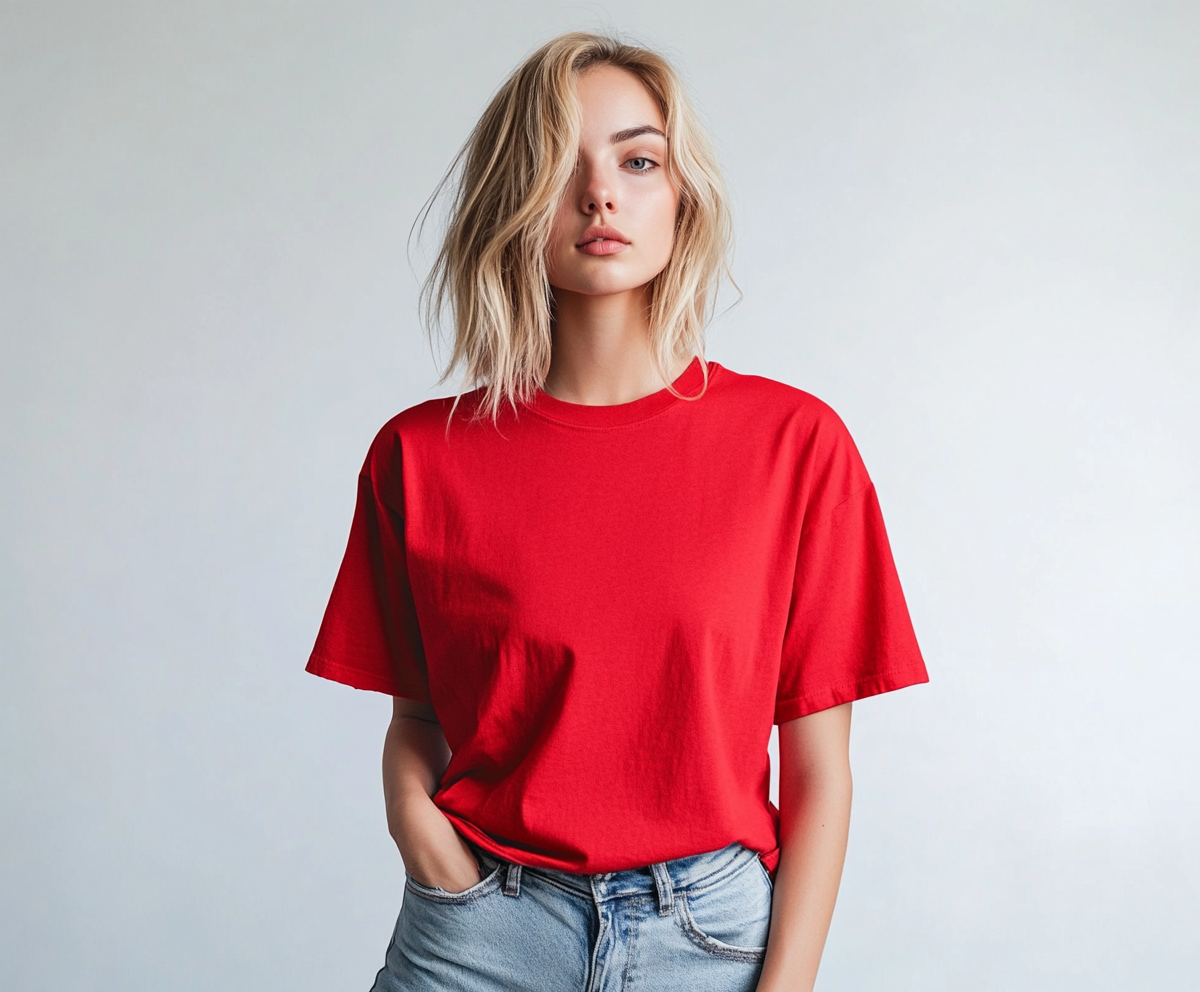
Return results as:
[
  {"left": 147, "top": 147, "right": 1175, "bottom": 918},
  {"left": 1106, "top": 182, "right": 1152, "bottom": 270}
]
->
[
  {"left": 774, "top": 665, "right": 929, "bottom": 723},
  {"left": 305, "top": 652, "right": 430, "bottom": 701},
  {"left": 442, "top": 810, "right": 782, "bottom": 880}
]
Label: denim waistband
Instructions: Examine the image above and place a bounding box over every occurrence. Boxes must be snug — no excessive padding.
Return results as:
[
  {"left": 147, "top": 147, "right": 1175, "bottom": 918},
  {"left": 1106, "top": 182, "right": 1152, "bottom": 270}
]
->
[{"left": 466, "top": 838, "right": 757, "bottom": 899}]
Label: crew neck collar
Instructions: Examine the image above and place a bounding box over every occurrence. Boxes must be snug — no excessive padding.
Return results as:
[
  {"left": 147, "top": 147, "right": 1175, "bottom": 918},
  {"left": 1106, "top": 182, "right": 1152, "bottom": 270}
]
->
[{"left": 524, "top": 356, "right": 716, "bottom": 428}]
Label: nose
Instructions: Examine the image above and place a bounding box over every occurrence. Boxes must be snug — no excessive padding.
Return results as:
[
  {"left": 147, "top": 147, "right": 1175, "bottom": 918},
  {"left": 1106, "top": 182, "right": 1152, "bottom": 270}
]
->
[{"left": 576, "top": 159, "right": 617, "bottom": 215}]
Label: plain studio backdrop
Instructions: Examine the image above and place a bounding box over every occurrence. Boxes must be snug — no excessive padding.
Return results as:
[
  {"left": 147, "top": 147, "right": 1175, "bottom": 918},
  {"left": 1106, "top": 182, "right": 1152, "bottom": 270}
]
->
[{"left": 2, "top": 2, "right": 1197, "bottom": 989}]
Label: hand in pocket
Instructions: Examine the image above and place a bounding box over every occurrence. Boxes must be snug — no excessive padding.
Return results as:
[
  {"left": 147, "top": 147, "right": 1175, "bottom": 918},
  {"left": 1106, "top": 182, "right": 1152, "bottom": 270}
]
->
[{"left": 396, "top": 798, "right": 486, "bottom": 893}]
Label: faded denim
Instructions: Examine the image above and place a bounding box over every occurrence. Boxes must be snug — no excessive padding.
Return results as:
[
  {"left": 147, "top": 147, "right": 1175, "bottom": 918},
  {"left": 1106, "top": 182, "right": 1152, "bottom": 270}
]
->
[{"left": 370, "top": 838, "right": 774, "bottom": 992}]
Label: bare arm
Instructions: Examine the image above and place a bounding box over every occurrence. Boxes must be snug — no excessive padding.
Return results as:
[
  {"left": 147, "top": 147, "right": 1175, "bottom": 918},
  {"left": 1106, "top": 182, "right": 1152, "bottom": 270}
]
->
[
  {"left": 756, "top": 702, "right": 854, "bottom": 992},
  {"left": 382, "top": 696, "right": 483, "bottom": 892}
]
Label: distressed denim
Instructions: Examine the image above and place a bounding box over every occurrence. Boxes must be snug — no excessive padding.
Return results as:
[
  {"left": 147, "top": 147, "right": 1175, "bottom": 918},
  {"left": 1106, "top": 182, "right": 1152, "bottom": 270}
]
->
[{"left": 370, "top": 838, "right": 774, "bottom": 992}]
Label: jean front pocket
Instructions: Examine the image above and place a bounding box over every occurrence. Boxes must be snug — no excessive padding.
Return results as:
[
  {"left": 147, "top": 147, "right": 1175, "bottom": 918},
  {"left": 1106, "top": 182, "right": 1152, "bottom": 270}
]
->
[
  {"left": 754, "top": 852, "right": 774, "bottom": 894},
  {"left": 676, "top": 856, "right": 773, "bottom": 961},
  {"left": 404, "top": 858, "right": 504, "bottom": 905}
]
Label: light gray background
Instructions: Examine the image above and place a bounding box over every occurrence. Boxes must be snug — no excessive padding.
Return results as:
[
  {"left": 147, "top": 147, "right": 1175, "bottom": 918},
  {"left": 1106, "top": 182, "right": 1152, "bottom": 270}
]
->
[{"left": 2, "top": 2, "right": 1197, "bottom": 989}]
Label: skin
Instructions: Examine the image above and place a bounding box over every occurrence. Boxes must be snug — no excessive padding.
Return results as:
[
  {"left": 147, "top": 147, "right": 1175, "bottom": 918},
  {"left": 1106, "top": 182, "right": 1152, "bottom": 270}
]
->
[
  {"left": 383, "top": 63, "right": 853, "bottom": 992},
  {"left": 758, "top": 702, "right": 853, "bottom": 992}
]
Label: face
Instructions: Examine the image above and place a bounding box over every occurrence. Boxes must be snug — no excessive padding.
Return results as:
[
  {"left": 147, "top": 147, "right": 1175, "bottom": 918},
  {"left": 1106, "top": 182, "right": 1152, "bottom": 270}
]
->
[{"left": 545, "top": 65, "right": 680, "bottom": 299}]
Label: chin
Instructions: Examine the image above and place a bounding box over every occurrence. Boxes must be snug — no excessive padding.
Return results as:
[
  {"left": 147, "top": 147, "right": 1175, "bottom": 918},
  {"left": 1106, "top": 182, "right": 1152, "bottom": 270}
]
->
[{"left": 552, "top": 271, "right": 659, "bottom": 299}]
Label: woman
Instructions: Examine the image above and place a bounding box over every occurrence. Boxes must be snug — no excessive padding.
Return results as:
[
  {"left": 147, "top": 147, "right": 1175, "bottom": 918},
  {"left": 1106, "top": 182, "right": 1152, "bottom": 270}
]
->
[{"left": 308, "top": 31, "right": 928, "bottom": 992}]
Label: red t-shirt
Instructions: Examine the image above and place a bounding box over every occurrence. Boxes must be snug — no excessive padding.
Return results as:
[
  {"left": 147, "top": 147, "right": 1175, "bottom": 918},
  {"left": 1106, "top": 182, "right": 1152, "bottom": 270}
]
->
[{"left": 307, "top": 357, "right": 928, "bottom": 881}]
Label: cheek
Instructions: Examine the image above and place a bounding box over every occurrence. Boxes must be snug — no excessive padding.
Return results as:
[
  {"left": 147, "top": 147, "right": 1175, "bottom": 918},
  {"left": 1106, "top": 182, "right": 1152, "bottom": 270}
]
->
[
  {"left": 547, "top": 202, "right": 572, "bottom": 253},
  {"left": 545, "top": 202, "right": 576, "bottom": 277},
  {"left": 642, "top": 187, "right": 680, "bottom": 259}
]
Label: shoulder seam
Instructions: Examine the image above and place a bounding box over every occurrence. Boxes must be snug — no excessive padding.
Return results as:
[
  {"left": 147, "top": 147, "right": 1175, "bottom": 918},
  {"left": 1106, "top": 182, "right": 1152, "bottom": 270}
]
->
[{"left": 831, "top": 481, "right": 873, "bottom": 512}]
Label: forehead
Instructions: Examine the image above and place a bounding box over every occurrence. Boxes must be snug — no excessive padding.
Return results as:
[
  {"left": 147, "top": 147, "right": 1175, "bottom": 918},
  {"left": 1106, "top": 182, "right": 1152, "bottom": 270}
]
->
[{"left": 574, "top": 65, "right": 665, "bottom": 135}]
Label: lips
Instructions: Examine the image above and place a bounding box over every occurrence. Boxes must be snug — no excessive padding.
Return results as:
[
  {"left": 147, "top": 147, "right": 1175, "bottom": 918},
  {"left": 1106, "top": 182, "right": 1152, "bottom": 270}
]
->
[{"left": 576, "top": 225, "right": 630, "bottom": 256}]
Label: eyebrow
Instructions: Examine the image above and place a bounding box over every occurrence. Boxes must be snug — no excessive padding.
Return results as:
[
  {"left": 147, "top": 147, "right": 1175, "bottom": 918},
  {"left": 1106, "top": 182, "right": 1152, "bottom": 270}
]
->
[{"left": 609, "top": 125, "right": 666, "bottom": 144}]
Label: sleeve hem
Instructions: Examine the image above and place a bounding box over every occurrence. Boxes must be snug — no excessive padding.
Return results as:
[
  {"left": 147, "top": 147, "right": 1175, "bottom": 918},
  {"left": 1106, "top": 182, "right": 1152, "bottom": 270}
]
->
[
  {"left": 774, "top": 664, "right": 929, "bottom": 724},
  {"left": 305, "top": 652, "right": 430, "bottom": 701}
]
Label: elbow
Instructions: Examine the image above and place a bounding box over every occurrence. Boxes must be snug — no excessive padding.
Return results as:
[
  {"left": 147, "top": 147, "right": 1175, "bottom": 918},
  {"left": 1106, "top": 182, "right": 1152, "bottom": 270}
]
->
[{"left": 778, "top": 759, "right": 853, "bottom": 818}]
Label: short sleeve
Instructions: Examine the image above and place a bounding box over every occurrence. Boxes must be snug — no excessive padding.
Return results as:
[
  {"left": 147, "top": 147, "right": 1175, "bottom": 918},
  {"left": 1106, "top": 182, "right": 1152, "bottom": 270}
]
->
[
  {"left": 305, "top": 428, "right": 431, "bottom": 701},
  {"left": 774, "top": 431, "right": 928, "bottom": 723}
]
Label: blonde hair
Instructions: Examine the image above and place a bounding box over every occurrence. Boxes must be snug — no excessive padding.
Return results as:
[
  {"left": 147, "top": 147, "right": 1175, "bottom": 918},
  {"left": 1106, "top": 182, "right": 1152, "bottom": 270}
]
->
[{"left": 416, "top": 31, "right": 734, "bottom": 425}]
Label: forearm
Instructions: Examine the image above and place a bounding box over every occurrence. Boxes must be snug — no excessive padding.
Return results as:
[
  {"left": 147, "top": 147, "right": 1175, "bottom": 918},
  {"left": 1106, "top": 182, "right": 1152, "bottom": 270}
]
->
[
  {"left": 757, "top": 704, "right": 854, "bottom": 992},
  {"left": 382, "top": 708, "right": 451, "bottom": 859},
  {"left": 379, "top": 701, "right": 485, "bottom": 892}
]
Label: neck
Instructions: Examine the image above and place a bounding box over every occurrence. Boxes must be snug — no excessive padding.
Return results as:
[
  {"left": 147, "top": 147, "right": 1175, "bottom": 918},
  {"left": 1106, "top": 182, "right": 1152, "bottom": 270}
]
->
[{"left": 543, "top": 286, "right": 690, "bottom": 405}]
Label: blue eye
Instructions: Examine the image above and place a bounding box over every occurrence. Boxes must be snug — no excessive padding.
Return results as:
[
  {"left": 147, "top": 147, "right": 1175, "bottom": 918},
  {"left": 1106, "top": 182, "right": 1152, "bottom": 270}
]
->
[{"left": 627, "top": 157, "right": 656, "bottom": 172}]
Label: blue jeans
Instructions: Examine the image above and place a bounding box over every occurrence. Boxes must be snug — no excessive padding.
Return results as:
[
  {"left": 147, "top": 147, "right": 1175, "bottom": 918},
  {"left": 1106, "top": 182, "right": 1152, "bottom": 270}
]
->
[{"left": 370, "top": 838, "right": 775, "bottom": 991}]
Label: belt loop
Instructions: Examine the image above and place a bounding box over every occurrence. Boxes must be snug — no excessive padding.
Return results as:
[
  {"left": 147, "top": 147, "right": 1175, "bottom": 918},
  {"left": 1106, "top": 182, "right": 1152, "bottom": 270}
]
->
[
  {"left": 503, "top": 862, "right": 522, "bottom": 897},
  {"left": 650, "top": 862, "right": 674, "bottom": 916}
]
